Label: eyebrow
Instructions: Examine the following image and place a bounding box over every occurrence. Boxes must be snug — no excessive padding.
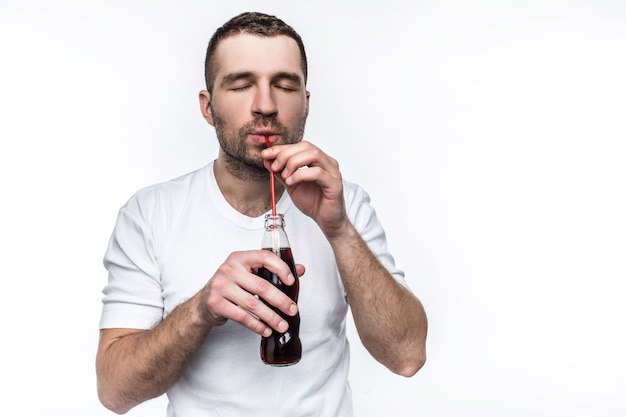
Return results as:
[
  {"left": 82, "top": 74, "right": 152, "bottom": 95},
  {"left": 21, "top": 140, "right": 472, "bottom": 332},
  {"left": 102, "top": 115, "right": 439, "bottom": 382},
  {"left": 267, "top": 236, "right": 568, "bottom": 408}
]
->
[
  {"left": 220, "top": 71, "right": 255, "bottom": 87},
  {"left": 273, "top": 72, "right": 303, "bottom": 86}
]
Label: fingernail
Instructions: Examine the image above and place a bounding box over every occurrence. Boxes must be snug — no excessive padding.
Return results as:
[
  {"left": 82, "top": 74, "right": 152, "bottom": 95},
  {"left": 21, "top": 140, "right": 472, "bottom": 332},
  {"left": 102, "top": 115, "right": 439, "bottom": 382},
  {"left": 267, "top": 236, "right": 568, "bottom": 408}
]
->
[
  {"left": 287, "top": 273, "right": 295, "bottom": 284},
  {"left": 263, "top": 327, "right": 272, "bottom": 337},
  {"left": 289, "top": 304, "right": 298, "bottom": 315},
  {"left": 279, "top": 320, "right": 288, "bottom": 332}
]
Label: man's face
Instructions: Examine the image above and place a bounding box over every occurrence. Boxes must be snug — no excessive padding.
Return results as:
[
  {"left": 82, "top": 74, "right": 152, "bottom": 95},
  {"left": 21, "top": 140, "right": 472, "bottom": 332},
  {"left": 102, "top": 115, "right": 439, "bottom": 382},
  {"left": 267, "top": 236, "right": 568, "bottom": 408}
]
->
[{"left": 205, "top": 34, "right": 310, "bottom": 177}]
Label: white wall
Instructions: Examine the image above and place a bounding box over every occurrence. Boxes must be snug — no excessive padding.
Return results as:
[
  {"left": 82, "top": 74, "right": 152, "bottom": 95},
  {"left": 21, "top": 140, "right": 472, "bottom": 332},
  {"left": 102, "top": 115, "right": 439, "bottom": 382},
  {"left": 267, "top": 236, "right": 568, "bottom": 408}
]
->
[{"left": 1, "top": 1, "right": 625, "bottom": 416}]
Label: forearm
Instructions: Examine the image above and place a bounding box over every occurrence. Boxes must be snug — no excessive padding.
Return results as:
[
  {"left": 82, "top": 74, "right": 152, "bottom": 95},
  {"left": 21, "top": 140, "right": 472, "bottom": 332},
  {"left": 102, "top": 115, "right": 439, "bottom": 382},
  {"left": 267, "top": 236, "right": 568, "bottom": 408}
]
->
[
  {"left": 328, "top": 221, "right": 427, "bottom": 376},
  {"left": 96, "top": 292, "right": 212, "bottom": 413}
]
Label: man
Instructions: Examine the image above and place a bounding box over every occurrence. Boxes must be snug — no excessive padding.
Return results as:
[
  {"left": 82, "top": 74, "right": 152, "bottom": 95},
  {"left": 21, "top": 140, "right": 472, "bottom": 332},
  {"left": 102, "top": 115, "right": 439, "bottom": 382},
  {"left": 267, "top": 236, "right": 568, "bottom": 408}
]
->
[{"left": 97, "top": 11, "right": 427, "bottom": 417}]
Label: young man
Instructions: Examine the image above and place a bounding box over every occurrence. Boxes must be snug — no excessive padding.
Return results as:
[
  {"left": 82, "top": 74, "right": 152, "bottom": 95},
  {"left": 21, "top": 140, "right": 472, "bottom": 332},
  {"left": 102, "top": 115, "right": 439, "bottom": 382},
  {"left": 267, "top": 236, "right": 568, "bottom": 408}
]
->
[{"left": 97, "top": 12, "right": 427, "bottom": 417}]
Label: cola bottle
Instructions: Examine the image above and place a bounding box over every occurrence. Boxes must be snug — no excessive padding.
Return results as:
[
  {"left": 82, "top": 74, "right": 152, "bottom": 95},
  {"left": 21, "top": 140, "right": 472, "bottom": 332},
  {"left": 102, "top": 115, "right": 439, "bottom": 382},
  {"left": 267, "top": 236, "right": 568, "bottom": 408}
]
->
[{"left": 257, "top": 213, "right": 302, "bottom": 366}]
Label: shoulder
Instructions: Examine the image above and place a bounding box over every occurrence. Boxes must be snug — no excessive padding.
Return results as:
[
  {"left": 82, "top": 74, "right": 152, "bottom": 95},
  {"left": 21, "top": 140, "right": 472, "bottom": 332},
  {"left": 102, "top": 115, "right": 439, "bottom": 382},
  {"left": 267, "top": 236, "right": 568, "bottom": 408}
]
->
[
  {"left": 341, "top": 179, "right": 383, "bottom": 235},
  {"left": 342, "top": 178, "right": 372, "bottom": 213},
  {"left": 122, "top": 164, "right": 211, "bottom": 223}
]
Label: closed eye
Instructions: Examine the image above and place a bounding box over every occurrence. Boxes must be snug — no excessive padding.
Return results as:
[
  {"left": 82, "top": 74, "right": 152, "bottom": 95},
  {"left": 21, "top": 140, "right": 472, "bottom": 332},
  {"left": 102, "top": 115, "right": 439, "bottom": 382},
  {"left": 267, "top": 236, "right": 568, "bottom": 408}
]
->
[
  {"left": 272, "top": 72, "right": 303, "bottom": 92},
  {"left": 221, "top": 71, "right": 255, "bottom": 91},
  {"left": 274, "top": 84, "right": 298, "bottom": 92},
  {"left": 231, "top": 84, "right": 251, "bottom": 92}
]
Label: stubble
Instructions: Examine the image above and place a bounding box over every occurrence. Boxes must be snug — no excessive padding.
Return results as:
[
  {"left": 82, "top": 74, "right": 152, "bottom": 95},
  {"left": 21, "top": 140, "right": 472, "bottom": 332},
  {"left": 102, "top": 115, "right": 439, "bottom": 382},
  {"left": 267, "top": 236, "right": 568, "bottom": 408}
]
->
[{"left": 212, "top": 109, "right": 307, "bottom": 181}]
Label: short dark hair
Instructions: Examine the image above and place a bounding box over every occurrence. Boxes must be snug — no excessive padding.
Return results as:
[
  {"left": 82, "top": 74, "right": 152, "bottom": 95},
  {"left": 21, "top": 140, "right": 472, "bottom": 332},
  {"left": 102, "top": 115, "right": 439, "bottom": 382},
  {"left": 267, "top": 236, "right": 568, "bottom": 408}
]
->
[{"left": 204, "top": 12, "right": 308, "bottom": 94}]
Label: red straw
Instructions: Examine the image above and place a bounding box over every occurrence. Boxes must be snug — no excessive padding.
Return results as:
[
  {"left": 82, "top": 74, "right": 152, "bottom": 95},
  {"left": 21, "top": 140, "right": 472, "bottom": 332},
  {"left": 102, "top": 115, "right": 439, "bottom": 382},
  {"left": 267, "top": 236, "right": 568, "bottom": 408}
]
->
[
  {"left": 264, "top": 135, "right": 279, "bottom": 253},
  {"left": 264, "top": 135, "right": 277, "bottom": 217}
]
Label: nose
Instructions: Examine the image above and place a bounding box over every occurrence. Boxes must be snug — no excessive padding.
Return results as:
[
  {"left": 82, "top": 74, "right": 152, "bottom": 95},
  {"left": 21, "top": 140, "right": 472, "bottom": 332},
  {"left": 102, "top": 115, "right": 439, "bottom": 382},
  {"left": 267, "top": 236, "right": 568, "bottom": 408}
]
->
[{"left": 252, "top": 84, "right": 278, "bottom": 117}]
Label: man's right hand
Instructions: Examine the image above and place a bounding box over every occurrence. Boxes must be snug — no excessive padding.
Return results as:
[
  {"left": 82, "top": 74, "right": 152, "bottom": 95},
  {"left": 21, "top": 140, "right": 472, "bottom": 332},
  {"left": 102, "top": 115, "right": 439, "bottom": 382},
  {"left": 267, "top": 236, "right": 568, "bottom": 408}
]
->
[{"left": 197, "top": 249, "right": 304, "bottom": 336}]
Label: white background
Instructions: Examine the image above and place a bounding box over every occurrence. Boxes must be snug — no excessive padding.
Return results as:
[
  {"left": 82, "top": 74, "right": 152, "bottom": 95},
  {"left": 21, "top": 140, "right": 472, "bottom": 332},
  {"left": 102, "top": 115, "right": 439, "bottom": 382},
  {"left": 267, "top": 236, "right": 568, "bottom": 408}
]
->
[{"left": 1, "top": 1, "right": 625, "bottom": 416}]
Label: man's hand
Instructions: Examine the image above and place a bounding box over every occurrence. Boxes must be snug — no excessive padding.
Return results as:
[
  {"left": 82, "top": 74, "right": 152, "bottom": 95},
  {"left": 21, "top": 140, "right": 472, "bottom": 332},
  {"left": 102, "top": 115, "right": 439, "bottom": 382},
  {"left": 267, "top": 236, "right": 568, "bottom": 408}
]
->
[
  {"left": 261, "top": 141, "right": 349, "bottom": 238},
  {"left": 198, "top": 250, "right": 305, "bottom": 336}
]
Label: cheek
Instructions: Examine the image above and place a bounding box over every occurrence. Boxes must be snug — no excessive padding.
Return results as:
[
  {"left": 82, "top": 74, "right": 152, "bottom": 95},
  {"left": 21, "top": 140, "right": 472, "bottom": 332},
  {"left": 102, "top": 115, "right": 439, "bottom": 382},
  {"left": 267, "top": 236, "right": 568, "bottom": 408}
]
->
[
  {"left": 280, "top": 97, "right": 308, "bottom": 120},
  {"left": 214, "top": 96, "right": 250, "bottom": 121}
]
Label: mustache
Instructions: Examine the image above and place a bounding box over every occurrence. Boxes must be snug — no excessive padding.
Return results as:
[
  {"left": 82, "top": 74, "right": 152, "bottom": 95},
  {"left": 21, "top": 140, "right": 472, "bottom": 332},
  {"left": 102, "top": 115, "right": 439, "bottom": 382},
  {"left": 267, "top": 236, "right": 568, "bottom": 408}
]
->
[{"left": 242, "top": 116, "right": 288, "bottom": 135}]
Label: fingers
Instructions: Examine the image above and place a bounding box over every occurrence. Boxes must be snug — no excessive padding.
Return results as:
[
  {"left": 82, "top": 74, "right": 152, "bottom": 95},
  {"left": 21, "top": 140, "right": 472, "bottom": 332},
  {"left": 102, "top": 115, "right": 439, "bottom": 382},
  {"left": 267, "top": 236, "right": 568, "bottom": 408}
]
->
[
  {"left": 202, "top": 250, "right": 299, "bottom": 337},
  {"left": 295, "top": 263, "right": 305, "bottom": 277},
  {"left": 261, "top": 141, "right": 341, "bottom": 186},
  {"left": 261, "top": 141, "right": 347, "bottom": 236}
]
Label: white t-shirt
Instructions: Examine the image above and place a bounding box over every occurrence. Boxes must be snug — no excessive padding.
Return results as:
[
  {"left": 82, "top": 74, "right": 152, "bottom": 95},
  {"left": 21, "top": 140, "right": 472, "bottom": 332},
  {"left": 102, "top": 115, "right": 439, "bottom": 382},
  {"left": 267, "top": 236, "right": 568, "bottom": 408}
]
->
[{"left": 100, "top": 161, "right": 406, "bottom": 417}]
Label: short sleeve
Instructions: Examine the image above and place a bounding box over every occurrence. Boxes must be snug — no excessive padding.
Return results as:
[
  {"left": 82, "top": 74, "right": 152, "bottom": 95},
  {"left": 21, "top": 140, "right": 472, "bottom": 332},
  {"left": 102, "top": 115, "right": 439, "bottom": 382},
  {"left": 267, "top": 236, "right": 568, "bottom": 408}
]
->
[
  {"left": 99, "top": 196, "right": 164, "bottom": 330},
  {"left": 343, "top": 182, "right": 410, "bottom": 290}
]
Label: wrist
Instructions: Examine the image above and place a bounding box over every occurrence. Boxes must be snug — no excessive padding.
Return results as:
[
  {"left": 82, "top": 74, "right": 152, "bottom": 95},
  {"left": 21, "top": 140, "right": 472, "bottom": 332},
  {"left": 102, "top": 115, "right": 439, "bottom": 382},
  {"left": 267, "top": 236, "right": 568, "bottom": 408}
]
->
[
  {"left": 324, "top": 218, "right": 357, "bottom": 245},
  {"left": 191, "top": 291, "right": 226, "bottom": 329}
]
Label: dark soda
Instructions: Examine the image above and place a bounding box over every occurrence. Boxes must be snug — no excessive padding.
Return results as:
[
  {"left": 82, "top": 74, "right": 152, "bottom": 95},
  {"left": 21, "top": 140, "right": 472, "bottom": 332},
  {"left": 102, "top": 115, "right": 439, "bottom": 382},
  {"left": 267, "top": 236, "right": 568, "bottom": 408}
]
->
[{"left": 257, "top": 247, "right": 302, "bottom": 366}]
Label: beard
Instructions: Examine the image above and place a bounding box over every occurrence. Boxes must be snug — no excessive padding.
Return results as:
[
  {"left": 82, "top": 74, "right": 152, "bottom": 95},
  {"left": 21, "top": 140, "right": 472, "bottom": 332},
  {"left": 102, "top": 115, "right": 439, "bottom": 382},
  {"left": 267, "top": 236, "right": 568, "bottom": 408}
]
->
[{"left": 212, "top": 109, "right": 307, "bottom": 181}]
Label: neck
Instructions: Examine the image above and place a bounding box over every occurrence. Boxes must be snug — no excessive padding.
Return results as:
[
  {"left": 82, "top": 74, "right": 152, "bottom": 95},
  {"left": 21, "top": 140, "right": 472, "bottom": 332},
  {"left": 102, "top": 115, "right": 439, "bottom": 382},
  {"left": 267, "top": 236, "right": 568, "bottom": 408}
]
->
[{"left": 213, "top": 155, "right": 284, "bottom": 217}]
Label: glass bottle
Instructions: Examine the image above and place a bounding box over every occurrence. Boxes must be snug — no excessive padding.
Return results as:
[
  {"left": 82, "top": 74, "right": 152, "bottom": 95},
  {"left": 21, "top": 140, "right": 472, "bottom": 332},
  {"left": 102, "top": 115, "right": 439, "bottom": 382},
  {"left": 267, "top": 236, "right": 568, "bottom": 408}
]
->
[{"left": 257, "top": 213, "right": 302, "bottom": 366}]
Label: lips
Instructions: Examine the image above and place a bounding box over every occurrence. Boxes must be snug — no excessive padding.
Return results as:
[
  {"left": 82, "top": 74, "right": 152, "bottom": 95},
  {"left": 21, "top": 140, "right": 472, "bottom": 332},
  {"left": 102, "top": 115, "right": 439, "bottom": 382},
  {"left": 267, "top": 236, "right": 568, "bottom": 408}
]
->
[{"left": 251, "top": 132, "right": 279, "bottom": 145}]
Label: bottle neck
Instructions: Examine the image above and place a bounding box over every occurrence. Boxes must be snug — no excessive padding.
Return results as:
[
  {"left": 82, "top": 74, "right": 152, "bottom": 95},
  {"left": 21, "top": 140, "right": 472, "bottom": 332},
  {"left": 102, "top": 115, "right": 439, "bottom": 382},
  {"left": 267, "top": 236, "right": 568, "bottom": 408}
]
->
[
  {"left": 264, "top": 213, "right": 285, "bottom": 231},
  {"left": 262, "top": 213, "right": 290, "bottom": 252}
]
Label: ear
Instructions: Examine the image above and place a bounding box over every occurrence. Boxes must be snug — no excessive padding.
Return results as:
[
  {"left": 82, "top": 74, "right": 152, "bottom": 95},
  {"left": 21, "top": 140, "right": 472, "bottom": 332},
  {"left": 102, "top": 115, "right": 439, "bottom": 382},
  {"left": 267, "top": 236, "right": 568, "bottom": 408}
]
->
[
  {"left": 305, "top": 90, "right": 311, "bottom": 117},
  {"left": 199, "top": 90, "right": 215, "bottom": 126}
]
